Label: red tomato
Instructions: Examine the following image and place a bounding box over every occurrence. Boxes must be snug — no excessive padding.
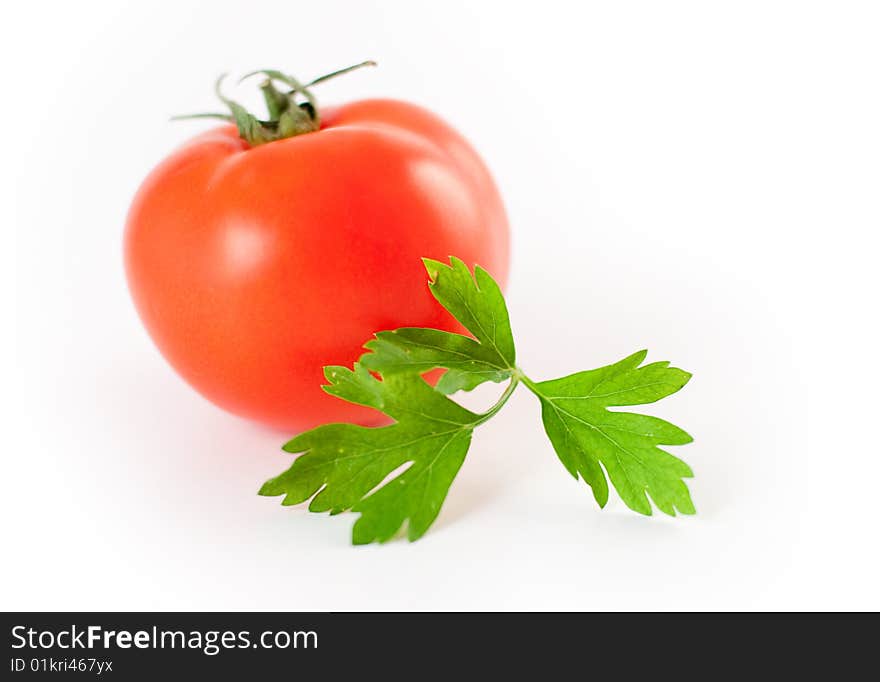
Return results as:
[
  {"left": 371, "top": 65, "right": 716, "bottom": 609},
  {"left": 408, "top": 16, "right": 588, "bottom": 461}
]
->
[{"left": 124, "top": 98, "right": 509, "bottom": 431}]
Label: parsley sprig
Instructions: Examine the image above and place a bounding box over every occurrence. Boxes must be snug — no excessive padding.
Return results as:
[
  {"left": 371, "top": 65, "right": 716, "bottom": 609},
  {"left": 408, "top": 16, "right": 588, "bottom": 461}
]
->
[{"left": 260, "top": 257, "right": 694, "bottom": 544}]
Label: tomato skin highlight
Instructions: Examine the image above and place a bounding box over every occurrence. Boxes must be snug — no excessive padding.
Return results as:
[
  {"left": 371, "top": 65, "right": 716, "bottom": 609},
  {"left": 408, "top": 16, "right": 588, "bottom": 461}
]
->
[{"left": 124, "top": 98, "right": 510, "bottom": 431}]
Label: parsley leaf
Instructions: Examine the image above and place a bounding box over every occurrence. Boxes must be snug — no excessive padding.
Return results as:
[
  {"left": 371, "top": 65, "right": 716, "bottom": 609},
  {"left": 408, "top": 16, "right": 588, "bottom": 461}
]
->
[
  {"left": 360, "top": 257, "right": 516, "bottom": 394},
  {"left": 259, "top": 364, "right": 486, "bottom": 544},
  {"left": 522, "top": 351, "right": 694, "bottom": 516},
  {"left": 261, "top": 257, "right": 695, "bottom": 544}
]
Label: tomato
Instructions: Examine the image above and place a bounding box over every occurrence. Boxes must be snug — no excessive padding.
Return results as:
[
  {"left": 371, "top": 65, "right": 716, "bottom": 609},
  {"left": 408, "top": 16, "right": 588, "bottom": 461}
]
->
[{"left": 124, "top": 92, "right": 509, "bottom": 431}]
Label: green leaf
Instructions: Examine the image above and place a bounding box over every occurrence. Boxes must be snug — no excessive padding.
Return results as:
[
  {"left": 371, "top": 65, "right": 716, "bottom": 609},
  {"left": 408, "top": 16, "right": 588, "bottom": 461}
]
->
[
  {"left": 260, "top": 365, "right": 484, "bottom": 543},
  {"left": 527, "top": 350, "right": 695, "bottom": 516},
  {"left": 361, "top": 257, "right": 516, "bottom": 393},
  {"left": 361, "top": 328, "right": 512, "bottom": 394}
]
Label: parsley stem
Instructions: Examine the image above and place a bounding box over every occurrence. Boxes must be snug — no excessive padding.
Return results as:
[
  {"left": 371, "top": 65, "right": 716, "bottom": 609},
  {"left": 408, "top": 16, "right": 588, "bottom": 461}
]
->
[
  {"left": 518, "top": 372, "right": 542, "bottom": 396},
  {"left": 473, "top": 371, "right": 521, "bottom": 427}
]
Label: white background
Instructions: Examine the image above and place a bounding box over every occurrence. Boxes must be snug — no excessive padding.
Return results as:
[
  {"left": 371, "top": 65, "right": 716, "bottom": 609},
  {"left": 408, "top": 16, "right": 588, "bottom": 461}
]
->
[{"left": 3, "top": 1, "right": 878, "bottom": 611}]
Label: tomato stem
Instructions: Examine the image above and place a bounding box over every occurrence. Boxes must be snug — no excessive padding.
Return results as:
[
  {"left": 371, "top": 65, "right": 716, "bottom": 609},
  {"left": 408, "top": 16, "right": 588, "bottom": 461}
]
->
[
  {"left": 173, "top": 61, "right": 378, "bottom": 147},
  {"left": 259, "top": 79, "right": 288, "bottom": 120},
  {"left": 306, "top": 60, "right": 377, "bottom": 87}
]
